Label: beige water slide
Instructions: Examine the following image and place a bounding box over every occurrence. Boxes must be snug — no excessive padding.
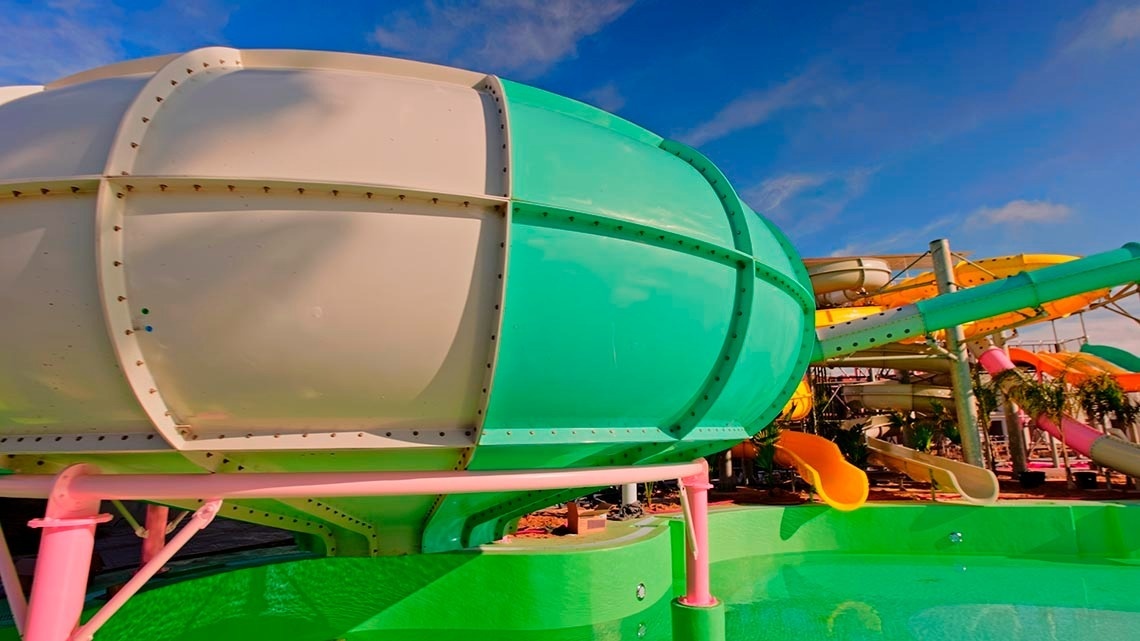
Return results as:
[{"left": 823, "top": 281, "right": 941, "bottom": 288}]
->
[{"left": 866, "top": 436, "right": 999, "bottom": 504}]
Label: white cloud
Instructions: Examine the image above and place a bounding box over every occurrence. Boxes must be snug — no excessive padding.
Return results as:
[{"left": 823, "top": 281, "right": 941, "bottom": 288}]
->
[
  {"left": 371, "top": 0, "right": 634, "bottom": 78},
  {"left": 0, "top": 1, "right": 232, "bottom": 84},
  {"left": 677, "top": 68, "right": 836, "bottom": 146},
  {"left": 1064, "top": 3, "right": 1140, "bottom": 52},
  {"left": 966, "top": 200, "right": 1073, "bottom": 226},
  {"left": 828, "top": 215, "right": 957, "bottom": 257},
  {"left": 744, "top": 173, "right": 827, "bottom": 213},
  {"left": 582, "top": 82, "right": 625, "bottom": 112},
  {"left": 745, "top": 167, "right": 877, "bottom": 238}
]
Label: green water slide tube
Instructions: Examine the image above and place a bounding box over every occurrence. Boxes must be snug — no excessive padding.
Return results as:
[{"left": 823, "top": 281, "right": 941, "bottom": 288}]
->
[
  {"left": 2, "top": 49, "right": 1139, "bottom": 557},
  {"left": 1082, "top": 343, "right": 1140, "bottom": 373}
]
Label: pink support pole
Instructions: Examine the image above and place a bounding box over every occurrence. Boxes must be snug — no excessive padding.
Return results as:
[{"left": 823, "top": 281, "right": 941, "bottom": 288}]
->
[
  {"left": 0, "top": 522, "right": 28, "bottom": 637},
  {"left": 72, "top": 500, "right": 222, "bottom": 641},
  {"left": 679, "top": 458, "right": 716, "bottom": 607},
  {"left": 141, "top": 505, "right": 169, "bottom": 565},
  {"left": 0, "top": 461, "right": 706, "bottom": 502},
  {"left": 24, "top": 465, "right": 110, "bottom": 641}
]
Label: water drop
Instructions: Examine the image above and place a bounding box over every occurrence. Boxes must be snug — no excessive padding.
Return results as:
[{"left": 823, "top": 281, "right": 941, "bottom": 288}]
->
[{"left": 948, "top": 531, "right": 963, "bottom": 544}]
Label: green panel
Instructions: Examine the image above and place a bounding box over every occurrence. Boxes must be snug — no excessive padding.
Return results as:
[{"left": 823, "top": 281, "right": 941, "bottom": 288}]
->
[
  {"left": 87, "top": 525, "right": 675, "bottom": 641},
  {"left": 483, "top": 221, "right": 734, "bottom": 430},
  {"left": 703, "top": 279, "right": 806, "bottom": 427},
  {"left": 503, "top": 82, "right": 734, "bottom": 247},
  {"left": 500, "top": 79, "right": 663, "bottom": 147}
]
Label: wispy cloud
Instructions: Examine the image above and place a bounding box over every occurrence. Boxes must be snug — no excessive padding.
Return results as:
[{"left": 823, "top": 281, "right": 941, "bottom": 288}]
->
[
  {"left": 0, "top": 1, "right": 232, "bottom": 84},
  {"left": 677, "top": 67, "right": 840, "bottom": 146},
  {"left": 745, "top": 173, "right": 827, "bottom": 212},
  {"left": 828, "top": 215, "right": 956, "bottom": 257},
  {"left": 744, "top": 167, "right": 877, "bottom": 238},
  {"left": 371, "top": 0, "right": 634, "bottom": 78},
  {"left": 966, "top": 200, "right": 1073, "bottom": 226},
  {"left": 1064, "top": 2, "right": 1140, "bottom": 52},
  {"left": 582, "top": 82, "right": 625, "bottom": 112}
]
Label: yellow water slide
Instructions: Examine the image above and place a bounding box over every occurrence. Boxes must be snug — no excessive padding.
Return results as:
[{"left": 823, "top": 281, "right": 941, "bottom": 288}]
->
[{"left": 866, "top": 437, "right": 999, "bottom": 504}]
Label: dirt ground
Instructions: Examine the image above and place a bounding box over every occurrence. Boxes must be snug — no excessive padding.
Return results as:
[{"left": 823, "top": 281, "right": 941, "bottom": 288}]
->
[{"left": 513, "top": 466, "right": 1140, "bottom": 539}]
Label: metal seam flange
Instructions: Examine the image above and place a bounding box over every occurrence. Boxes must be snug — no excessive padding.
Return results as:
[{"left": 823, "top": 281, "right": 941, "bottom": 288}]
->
[
  {"left": 657, "top": 140, "right": 755, "bottom": 437},
  {"left": 95, "top": 47, "right": 244, "bottom": 450}
]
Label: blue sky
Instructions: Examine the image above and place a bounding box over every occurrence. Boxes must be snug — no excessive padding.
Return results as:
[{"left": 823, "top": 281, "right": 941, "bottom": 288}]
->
[{"left": 2, "top": 0, "right": 1138, "bottom": 347}]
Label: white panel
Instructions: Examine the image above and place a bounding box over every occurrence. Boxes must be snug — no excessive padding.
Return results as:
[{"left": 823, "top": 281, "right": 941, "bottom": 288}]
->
[
  {"left": 0, "top": 86, "right": 42, "bottom": 107},
  {"left": 122, "top": 192, "right": 502, "bottom": 435},
  {"left": 0, "top": 196, "right": 152, "bottom": 434},
  {"left": 0, "top": 76, "right": 148, "bottom": 180},
  {"left": 133, "top": 68, "right": 505, "bottom": 198}
]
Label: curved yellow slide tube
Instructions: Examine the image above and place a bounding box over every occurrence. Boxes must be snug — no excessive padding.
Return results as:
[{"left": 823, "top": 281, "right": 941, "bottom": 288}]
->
[{"left": 773, "top": 431, "right": 869, "bottom": 511}]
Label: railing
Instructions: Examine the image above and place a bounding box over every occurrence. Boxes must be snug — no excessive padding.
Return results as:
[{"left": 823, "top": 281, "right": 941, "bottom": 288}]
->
[{"left": 0, "top": 460, "right": 719, "bottom": 641}]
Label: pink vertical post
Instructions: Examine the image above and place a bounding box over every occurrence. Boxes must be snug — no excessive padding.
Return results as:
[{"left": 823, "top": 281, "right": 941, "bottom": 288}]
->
[
  {"left": 141, "top": 505, "right": 169, "bottom": 565},
  {"left": 24, "top": 465, "right": 110, "bottom": 641},
  {"left": 679, "top": 458, "right": 715, "bottom": 607}
]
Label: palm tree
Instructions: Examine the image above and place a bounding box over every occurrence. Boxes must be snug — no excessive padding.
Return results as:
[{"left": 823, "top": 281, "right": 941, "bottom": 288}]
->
[{"left": 998, "top": 369, "right": 1078, "bottom": 488}]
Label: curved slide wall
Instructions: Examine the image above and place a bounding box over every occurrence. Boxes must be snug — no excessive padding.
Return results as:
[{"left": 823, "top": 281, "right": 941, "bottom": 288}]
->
[
  {"left": 1082, "top": 343, "right": 1140, "bottom": 373},
  {"left": 979, "top": 347, "right": 1140, "bottom": 477},
  {"left": 1009, "top": 348, "right": 1140, "bottom": 392}
]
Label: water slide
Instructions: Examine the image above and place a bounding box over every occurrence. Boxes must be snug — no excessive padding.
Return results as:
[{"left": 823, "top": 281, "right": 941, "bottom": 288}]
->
[
  {"left": 773, "top": 431, "right": 869, "bottom": 511},
  {"left": 809, "top": 254, "right": 1110, "bottom": 355},
  {"left": 1082, "top": 343, "right": 1140, "bottom": 373},
  {"left": 841, "top": 382, "right": 953, "bottom": 414},
  {"left": 979, "top": 347, "right": 1140, "bottom": 477},
  {"left": 1009, "top": 347, "right": 1140, "bottom": 392},
  {"left": 865, "top": 437, "right": 999, "bottom": 504},
  {"left": 1, "top": 48, "right": 1139, "bottom": 558}
]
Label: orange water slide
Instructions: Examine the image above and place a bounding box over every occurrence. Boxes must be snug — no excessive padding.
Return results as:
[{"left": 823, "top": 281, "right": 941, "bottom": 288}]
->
[{"left": 1008, "top": 347, "right": 1140, "bottom": 392}]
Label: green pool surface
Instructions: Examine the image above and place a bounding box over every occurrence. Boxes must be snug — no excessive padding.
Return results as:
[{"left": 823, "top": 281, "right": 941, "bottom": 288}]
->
[{"left": 3, "top": 502, "right": 1138, "bottom": 640}]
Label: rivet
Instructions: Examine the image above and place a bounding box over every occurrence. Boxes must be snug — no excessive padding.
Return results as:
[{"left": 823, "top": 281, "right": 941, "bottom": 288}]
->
[
  {"left": 463, "top": 201, "right": 469, "bottom": 207},
  {"left": 113, "top": 261, "right": 122, "bottom": 266},
  {"left": 12, "top": 190, "right": 21, "bottom": 197},
  {"left": 366, "top": 192, "right": 373, "bottom": 199},
  {"left": 155, "top": 96, "right": 163, "bottom": 102},
  {"left": 124, "top": 329, "right": 133, "bottom": 335},
  {"left": 159, "top": 184, "right": 168, "bottom": 191},
  {"left": 169, "top": 79, "right": 177, "bottom": 86},
  {"left": 116, "top": 192, "right": 124, "bottom": 199},
  {"left": 40, "top": 188, "right": 50, "bottom": 195},
  {"left": 332, "top": 189, "right": 339, "bottom": 196},
  {"left": 297, "top": 188, "right": 305, "bottom": 195},
  {"left": 117, "top": 296, "right": 126, "bottom": 302},
  {"left": 136, "top": 360, "right": 144, "bottom": 366},
  {"left": 193, "top": 185, "right": 202, "bottom": 191},
  {"left": 141, "top": 117, "right": 149, "bottom": 123},
  {"left": 398, "top": 194, "right": 405, "bottom": 200},
  {"left": 432, "top": 197, "right": 438, "bottom": 204},
  {"left": 227, "top": 185, "right": 235, "bottom": 192},
  {"left": 70, "top": 186, "right": 80, "bottom": 193},
  {"left": 113, "top": 225, "right": 122, "bottom": 231},
  {"left": 263, "top": 186, "right": 270, "bottom": 193}
]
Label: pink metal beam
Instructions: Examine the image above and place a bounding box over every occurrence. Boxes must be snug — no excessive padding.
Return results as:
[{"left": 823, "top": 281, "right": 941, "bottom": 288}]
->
[
  {"left": 24, "top": 465, "right": 111, "bottom": 641},
  {"left": 677, "top": 458, "right": 717, "bottom": 607},
  {"left": 141, "top": 505, "right": 169, "bottom": 565},
  {"left": 71, "top": 501, "right": 222, "bottom": 641},
  {"left": 0, "top": 462, "right": 706, "bottom": 501},
  {"left": 0, "top": 522, "right": 28, "bottom": 637}
]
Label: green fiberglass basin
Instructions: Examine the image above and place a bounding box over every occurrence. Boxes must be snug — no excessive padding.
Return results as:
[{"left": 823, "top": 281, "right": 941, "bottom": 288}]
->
[
  {"left": 3, "top": 502, "right": 1135, "bottom": 641},
  {"left": 0, "top": 48, "right": 813, "bottom": 553}
]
